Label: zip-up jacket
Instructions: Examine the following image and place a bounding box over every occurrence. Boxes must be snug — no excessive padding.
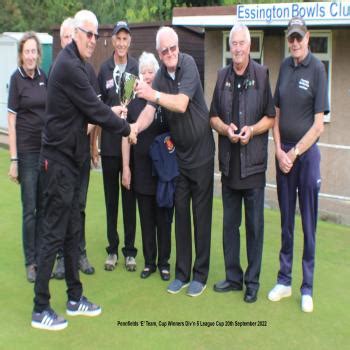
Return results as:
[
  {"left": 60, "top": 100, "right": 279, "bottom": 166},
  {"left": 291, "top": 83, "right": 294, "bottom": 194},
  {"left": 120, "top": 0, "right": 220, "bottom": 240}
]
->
[{"left": 41, "top": 40, "right": 130, "bottom": 172}]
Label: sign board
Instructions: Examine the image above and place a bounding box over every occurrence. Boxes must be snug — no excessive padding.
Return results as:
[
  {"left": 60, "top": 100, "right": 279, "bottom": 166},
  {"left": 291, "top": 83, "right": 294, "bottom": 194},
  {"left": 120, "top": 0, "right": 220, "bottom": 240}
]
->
[{"left": 237, "top": 1, "right": 350, "bottom": 26}]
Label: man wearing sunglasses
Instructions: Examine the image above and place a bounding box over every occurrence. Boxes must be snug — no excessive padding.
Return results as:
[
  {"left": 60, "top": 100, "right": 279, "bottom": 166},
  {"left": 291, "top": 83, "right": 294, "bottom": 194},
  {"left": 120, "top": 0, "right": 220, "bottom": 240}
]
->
[
  {"left": 51, "top": 17, "right": 97, "bottom": 281},
  {"left": 268, "top": 17, "right": 329, "bottom": 313},
  {"left": 135, "top": 26, "right": 215, "bottom": 297},
  {"left": 95, "top": 21, "right": 138, "bottom": 273},
  {"left": 31, "top": 10, "right": 137, "bottom": 331}
]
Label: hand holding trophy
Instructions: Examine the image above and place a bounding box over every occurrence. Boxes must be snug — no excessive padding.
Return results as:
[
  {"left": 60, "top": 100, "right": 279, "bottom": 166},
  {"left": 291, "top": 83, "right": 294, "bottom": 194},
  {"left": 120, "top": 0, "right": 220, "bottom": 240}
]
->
[{"left": 119, "top": 71, "right": 138, "bottom": 119}]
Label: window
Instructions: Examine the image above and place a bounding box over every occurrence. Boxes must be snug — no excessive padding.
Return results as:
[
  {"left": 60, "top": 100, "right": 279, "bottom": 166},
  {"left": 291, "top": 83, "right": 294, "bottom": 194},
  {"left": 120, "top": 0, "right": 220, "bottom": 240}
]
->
[
  {"left": 285, "top": 30, "right": 332, "bottom": 122},
  {"left": 223, "top": 31, "right": 264, "bottom": 67}
]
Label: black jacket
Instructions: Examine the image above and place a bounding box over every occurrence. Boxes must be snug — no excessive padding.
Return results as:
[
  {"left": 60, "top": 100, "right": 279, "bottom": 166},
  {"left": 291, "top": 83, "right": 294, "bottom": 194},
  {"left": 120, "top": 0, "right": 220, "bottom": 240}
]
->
[
  {"left": 213, "top": 59, "right": 274, "bottom": 178},
  {"left": 41, "top": 41, "right": 130, "bottom": 172},
  {"left": 98, "top": 54, "right": 138, "bottom": 156}
]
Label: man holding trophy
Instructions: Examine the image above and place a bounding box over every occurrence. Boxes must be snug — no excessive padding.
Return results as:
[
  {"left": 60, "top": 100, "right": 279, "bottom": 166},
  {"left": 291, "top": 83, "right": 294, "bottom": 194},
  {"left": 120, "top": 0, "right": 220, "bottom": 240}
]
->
[{"left": 95, "top": 21, "right": 139, "bottom": 273}]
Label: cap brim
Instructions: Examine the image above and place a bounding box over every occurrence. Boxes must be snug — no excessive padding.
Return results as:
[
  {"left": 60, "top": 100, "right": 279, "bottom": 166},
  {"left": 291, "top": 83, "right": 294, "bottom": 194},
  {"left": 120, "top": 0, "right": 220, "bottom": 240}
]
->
[
  {"left": 287, "top": 28, "right": 306, "bottom": 38},
  {"left": 113, "top": 27, "right": 130, "bottom": 35}
]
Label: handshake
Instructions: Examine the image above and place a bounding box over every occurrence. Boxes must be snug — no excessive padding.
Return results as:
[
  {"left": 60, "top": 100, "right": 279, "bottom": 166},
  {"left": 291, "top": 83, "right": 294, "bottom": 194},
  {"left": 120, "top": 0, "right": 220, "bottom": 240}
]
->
[{"left": 111, "top": 105, "right": 138, "bottom": 144}]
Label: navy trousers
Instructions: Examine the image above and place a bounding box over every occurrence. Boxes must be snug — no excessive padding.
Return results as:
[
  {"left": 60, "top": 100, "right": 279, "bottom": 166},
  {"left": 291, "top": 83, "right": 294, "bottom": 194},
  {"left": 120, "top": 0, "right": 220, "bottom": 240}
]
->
[{"left": 276, "top": 143, "right": 321, "bottom": 296}]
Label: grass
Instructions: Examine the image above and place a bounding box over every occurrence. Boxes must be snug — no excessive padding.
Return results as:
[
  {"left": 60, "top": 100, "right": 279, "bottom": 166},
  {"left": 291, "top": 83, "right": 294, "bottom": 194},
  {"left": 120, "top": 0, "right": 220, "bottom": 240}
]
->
[{"left": 0, "top": 147, "right": 349, "bottom": 350}]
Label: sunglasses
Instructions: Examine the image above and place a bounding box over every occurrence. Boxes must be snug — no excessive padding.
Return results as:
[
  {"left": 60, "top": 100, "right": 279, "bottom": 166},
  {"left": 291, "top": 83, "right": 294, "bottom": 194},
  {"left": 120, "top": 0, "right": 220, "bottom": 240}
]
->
[
  {"left": 160, "top": 45, "right": 177, "bottom": 56},
  {"left": 78, "top": 27, "right": 99, "bottom": 41},
  {"left": 287, "top": 34, "right": 303, "bottom": 43}
]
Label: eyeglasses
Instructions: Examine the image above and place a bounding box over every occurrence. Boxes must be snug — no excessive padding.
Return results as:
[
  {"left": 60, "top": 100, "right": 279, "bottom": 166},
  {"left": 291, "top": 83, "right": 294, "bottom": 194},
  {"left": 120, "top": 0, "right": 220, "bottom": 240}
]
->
[
  {"left": 287, "top": 34, "right": 303, "bottom": 43},
  {"left": 160, "top": 45, "right": 177, "bottom": 56},
  {"left": 78, "top": 27, "right": 99, "bottom": 41}
]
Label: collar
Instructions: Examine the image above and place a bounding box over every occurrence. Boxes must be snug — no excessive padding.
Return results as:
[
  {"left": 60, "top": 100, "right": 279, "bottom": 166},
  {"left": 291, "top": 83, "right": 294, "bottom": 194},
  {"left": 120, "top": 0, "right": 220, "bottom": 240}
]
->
[
  {"left": 289, "top": 51, "right": 312, "bottom": 68},
  {"left": 107, "top": 53, "right": 136, "bottom": 71},
  {"left": 18, "top": 66, "right": 41, "bottom": 79},
  {"left": 70, "top": 40, "right": 84, "bottom": 62}
]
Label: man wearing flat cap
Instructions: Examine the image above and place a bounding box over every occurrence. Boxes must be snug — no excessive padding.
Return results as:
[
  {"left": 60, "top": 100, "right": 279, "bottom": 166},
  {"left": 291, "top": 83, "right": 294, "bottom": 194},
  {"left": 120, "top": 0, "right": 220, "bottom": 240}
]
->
[
  {"left": 94, "top": 21, "right": 138, "bottom": 273},
  {"left": 268, "top": 17, "right": 329, "bottom": 313}
]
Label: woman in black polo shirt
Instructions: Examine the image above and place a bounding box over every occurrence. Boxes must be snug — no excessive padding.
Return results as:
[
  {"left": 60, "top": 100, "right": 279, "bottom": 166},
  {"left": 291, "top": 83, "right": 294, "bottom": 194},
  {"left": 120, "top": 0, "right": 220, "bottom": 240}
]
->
[
  {"left": 122, "top": 52, "right": 173, "bottom": 281},
  {"left": 7, "top": 32, "right": 47, "bottom": 283}
]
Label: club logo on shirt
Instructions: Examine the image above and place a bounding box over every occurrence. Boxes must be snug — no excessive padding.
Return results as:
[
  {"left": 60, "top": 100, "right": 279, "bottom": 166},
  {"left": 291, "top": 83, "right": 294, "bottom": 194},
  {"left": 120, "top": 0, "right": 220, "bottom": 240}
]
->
[
  {"left": 39, "top": 82, "right": 45, "bottom": 86},
  {"left": 106, "top": 79, "right": 114, "bottom": 89},
  {"left": 164, "top": 135, "right": 175, "bottom": 154},
  {"left": 299, "top": 78, "right": 309, "bottom": 91}
]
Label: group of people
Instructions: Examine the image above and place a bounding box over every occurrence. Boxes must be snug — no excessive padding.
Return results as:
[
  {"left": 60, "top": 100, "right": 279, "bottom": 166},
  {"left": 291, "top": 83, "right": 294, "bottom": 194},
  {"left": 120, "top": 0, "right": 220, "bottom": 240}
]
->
[{"left": 7, "top": 8, "right": 328, "bottom": 331}]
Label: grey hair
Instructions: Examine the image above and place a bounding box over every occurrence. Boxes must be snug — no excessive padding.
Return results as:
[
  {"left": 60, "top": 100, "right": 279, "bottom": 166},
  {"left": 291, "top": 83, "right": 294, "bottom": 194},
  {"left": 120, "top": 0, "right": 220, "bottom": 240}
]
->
[
  {"left": 138, "top": 52, "right": 159, "bottom": 75},
  {"left": 60, "top": 17, "right": 75, "bottom": 38},
  {"left": 229, "top": 22, "right": 251, "bottom": 47},
  {"left": 74, "top": 10, "right": 98, "bottom": 30},
  {"left": 156, "top": 26, "right": 178, "bottom": 50}
]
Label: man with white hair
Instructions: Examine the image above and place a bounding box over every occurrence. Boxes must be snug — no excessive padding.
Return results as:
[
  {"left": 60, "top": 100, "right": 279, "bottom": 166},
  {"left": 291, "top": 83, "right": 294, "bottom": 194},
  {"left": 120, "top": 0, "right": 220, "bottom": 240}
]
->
[
  {"left": 31, "top": 10, "right": 137, "bottom": 331},
  {"left": 52, "top": 16, "right": 97, "bottom": 280},
  {"left": 210, "top": 23, "right": 275, "bottom": 303},
  {"left": 135, "top": 26, "right": 215, "bottom": 297}
]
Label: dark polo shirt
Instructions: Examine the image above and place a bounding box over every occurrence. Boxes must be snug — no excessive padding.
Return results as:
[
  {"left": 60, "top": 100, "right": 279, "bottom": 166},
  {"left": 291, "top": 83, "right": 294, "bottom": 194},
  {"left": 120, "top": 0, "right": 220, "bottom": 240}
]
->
[
  {"left": 8, "top": 67, "right": 47, "bottom": 153},
  {"left": 98, "top": 54, "right": 138, "bottom": 157},
  {"left": 150, "top": 52, "right": 215, "bottom": 170},
  {"left": 274, "top": 52, "right": 329, "bottom": 143}
]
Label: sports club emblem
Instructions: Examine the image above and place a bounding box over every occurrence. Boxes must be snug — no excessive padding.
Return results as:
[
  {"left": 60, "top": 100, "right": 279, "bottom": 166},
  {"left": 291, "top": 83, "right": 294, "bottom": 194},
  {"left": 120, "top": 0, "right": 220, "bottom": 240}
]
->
[{"left": 164, "top": 135, "right": 175, "bottom": 154}]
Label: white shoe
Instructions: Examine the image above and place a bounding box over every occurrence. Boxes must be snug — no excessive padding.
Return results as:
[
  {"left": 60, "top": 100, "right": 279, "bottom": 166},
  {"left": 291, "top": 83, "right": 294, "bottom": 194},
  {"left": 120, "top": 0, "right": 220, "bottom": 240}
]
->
[
  {"left": 268, "top": 284, "right": 292, "bottom": 301},
  {"left": 104, "top": 254, "right": 118, "bottom": 271},
  {"left": 301, "top": 295, "right": 313, "bottom": 313},
  {"left": 125, "top": 256, "right": 136, "bottom": 272}
]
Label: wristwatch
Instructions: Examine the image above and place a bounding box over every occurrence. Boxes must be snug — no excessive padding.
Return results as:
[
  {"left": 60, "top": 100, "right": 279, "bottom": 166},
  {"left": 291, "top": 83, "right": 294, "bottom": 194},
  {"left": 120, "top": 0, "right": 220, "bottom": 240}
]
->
[
  {"left": 155, "top": 91, "right": 161, "bottom": 104},
  {"left": 293, "top": 146, "right": 300, "bottom": 157}
]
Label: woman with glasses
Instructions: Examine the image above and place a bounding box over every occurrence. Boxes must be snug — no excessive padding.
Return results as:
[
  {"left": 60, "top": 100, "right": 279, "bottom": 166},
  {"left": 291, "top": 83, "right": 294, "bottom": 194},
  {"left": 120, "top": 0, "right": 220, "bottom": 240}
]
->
[{"left": 7, "top": 31, "right": 47, "bottom": 283}]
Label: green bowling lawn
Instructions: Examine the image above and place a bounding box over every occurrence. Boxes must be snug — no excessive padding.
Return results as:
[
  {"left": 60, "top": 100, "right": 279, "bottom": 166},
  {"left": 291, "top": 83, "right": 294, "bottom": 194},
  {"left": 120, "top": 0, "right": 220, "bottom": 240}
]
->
[{"left": 0, "top": 148, "right": 349, "bottom": 349}]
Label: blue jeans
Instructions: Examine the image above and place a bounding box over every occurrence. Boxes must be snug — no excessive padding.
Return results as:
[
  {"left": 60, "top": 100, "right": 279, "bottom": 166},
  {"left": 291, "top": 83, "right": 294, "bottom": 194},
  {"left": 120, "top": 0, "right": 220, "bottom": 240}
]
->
[
  {"left": 18, "top": 152, "right": 40, "bottom": 266},
  {"left": 222, "top": 184, "right": 265, "bottom": 291}
]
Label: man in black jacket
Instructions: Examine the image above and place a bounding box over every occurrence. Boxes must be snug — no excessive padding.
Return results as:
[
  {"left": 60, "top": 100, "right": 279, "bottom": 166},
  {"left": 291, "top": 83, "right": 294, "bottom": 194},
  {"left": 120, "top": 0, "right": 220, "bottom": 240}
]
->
[
  {"left": 210, "top": 23, "right": 275, "bottom": 303},
  {"left": 52, "top": 16, "right": 97, "bottom": 280},
  {"left": 31, "top": 10, "right": 136, "bottom": 331},
  {"left": 95, "top": 21, "right": 138, "bottom": 272}
]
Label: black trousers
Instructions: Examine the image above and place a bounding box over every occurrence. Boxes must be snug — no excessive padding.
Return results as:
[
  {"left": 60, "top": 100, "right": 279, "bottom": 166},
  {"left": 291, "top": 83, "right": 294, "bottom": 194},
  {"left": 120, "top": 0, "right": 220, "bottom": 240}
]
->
[
  {"left": 101, "top": 156, "right": 137, "bottom": 258},
  {"left": 174, "top": 159, "right": 214, "bottom": 284},
  {"left": 34, "top": 160, "right": 82, "bottom": 312},
  {"left": 137, "top": 193, "right": 172, "bottom": 271},
  {"left": 222, "top": 184, "right": 265, "bottom": 291},
  {"left": 57, "top": 157, "right": 90, "bottom": 259}
]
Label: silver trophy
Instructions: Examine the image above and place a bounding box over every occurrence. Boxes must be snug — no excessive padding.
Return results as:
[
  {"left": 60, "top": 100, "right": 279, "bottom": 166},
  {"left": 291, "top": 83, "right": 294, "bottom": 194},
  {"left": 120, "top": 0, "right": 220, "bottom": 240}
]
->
[{"left": 119, "top": 71, "right": 138, "bottom": 119}]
